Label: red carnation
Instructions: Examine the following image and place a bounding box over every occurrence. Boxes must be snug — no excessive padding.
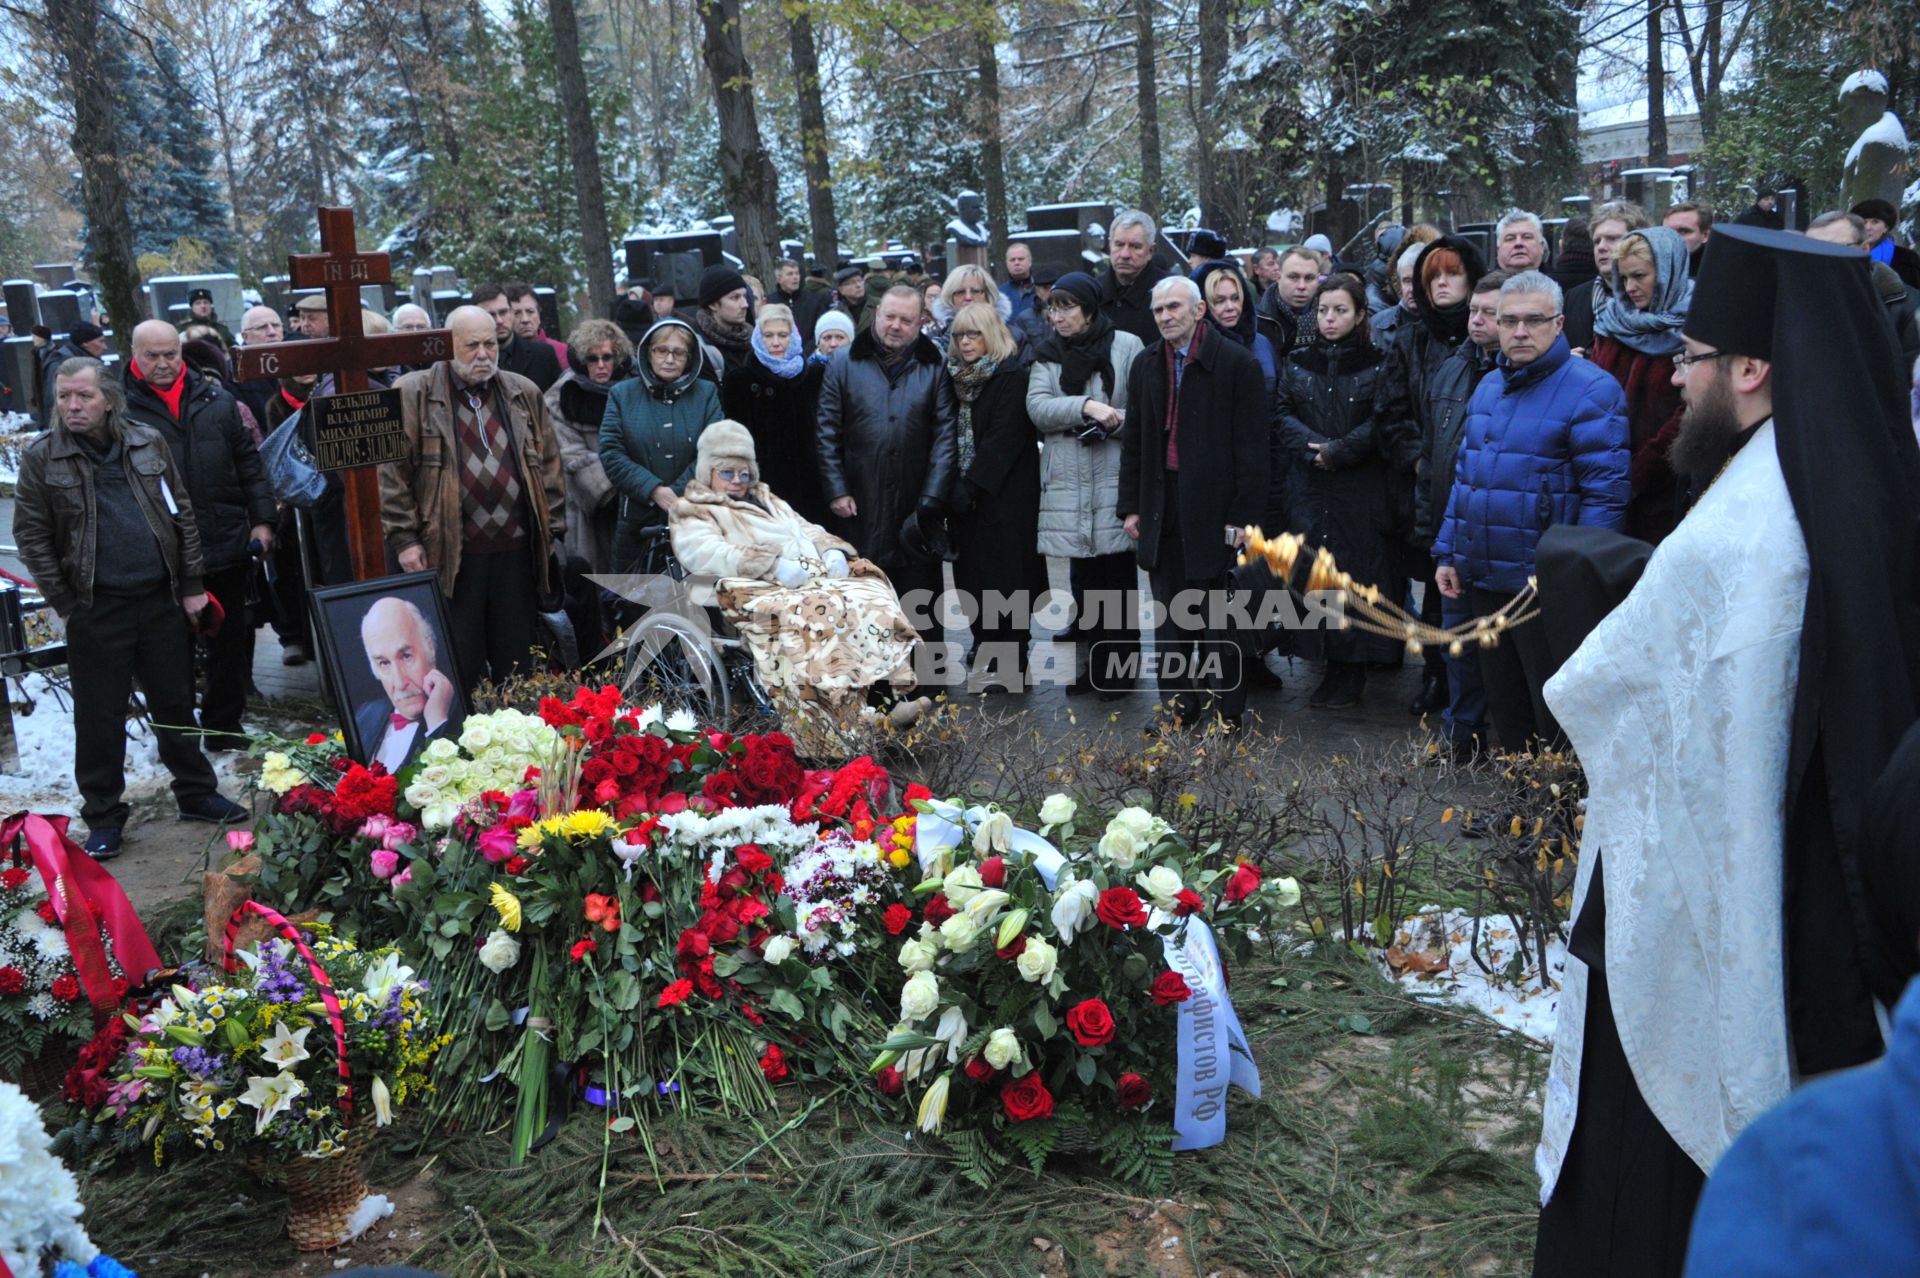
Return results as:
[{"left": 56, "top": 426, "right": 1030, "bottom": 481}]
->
[
  {"left": 1095, "top": 886, "right": 1149, "bottom": 930},
  {"left": 305, "top": 732, "right": 329, "bottom": 745},
  {"left": 657, "top": 978, "right": 695, "bottom": 1008},
  {"left": 504, "top": 855, "right": 532, "bottom": 876},
  {"left": 736, "top": 844, "right": 773, "bottom": 875},
  {"left": 978, "top": 855, "right": 1006, "bottom": 888},
  {"left": 882, "top": 904, "right": 914, "bottom": 935},
  {"left": 875, "top": 1066, "right": 904, "bottom": 1096},
  {"left": 35, "top": 900, "right": 57, "bottom": 924},
  {"left": 0, "top": 967, "right": 26, "bottom": 995},
  {"left": 1065, "top": 998, "right": 1116, "bottom": 1046},
  {"left": 569, "top": 936, "right": 598, "bottom": 963},
  {"left": 1172, "top": 889, "right": 1206, "bottom": 917},
  {"left": 1115, "top": 1073, "right": 1152, "bottom": 1109},
  {"left": 1225, "top": 862, "right": 1262, "bottom": 902},
  {"left": 51, "top": 974, "right": 80, "bottom": 1002},
  {"left": 1150, "top": 971, "right": 1191, "bottom": 1005},
  {"left": 0, "top": 868, "right": 28, "bottom": 890},
  {"left": 1000, "top": 1072, "right": 1055, "bottom": 1122},
  {"left": 964, "top": 1056, "right": 997, "bottom": 1083},
  {"left": 922, "top": 893, "right": 957, "bottom": 926},
  {"left": 903, "top": 783, "right": 933, "bottom": 805},
  {"left": 759, "top": 1044, "right": 790, "bottom": 1082},
  {"left": 734, "top": 897, "right": 771, "bottom": 926}
]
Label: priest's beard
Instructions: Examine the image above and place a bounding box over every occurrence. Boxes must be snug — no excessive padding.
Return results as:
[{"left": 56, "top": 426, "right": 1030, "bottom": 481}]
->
[{"left": 1669, "top": 370, "right": 1744, "bottom": 485}]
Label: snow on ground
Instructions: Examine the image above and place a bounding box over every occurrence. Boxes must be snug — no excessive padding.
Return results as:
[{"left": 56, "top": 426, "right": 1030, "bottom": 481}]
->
[
  {"left": 1374, "top": 905, "right": 1567, "bottom": 1044},
  {"left": 2, "top": 672, "right": 246, "bottom": 815}
]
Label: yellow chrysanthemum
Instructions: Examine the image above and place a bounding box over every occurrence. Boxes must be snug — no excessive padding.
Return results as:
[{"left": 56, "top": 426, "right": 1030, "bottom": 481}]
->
[
  {"left": 516, "top": 822, "right": 548, "bottom": 850},
  {"left": 489, "top": 882, "right": 523, "bottom": 932},
  {"left": 559, "top": 809, "right": 616, "bottom": 840}
]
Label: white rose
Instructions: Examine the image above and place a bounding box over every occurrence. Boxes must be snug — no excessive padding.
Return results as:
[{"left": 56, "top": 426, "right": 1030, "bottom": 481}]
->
[
  {"left": 973, "top": 810, "right": 1013, "bottom": 854},
  {"left": 1050, "top": 879, "right": 1099, "bottom": 945},
  {"left": 939, "top": 913, "right": 981, "bottom": 954},
  {"left": 983, "top": 1026, "right": 1021, "bottom": 1071},
  {"left": 403, "top": 781, "right": 441, "bottom": 811},
  {"left": 1098, "top": 826, "right": 1140, "bottom": 870},
  {"left": 1015, "top": 935, "right": 1058, "bottom": 984},
  {"left": 896, "top": 937, "right": 937, "bottom": 974},
  {"left": 1038, "top": 794, "right": 1077, "bottom": 827},
  {"left": 457, "top": 721, "right": 494, "bottom": 753},
  {"left": 941, "top": 865, "right": 984, "bottom": 907},
  {"left": 417, "top": 764, "right": 455, "bottom": 789},
  {"left": 900, "top": 971, "right": 940, "bottom": 1022},
  {"left": 1135, "top": 865, "right": 1184, "bottom": 912},
  {"left": 763, "top": 935, "right": 797, "bottom": 966},
  {"left": 1272, "top": 875, "right": 1303, "bottom": 909},
  {"left": 477, "top": 928, "right": 521, "bottom": 973},
  {"left": 1110, "top": 806, "right": 1157, "bottom": 842}
]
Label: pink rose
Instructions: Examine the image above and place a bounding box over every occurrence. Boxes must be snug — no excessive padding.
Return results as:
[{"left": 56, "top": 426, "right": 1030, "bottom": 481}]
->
[
  {"left": 478, "top": 826, "right": 519, "bottom": 863},
  {"left": 369, "top": 849, "right": 400, "bottom": 879},
  {"left": 507, "top": 790, "right": 541, "bottom": 820},
  {"left": 382, "top": 821, "right": 418, "bottom": 851},
  {"left": 225, "top": 830, "right": 255, "bottom": 854},
  {"left": 358, "top": 814, "right": 393, "bottom": 842},
  {"left": 392, "top": 865, "right": 413, "bottom": 889}
]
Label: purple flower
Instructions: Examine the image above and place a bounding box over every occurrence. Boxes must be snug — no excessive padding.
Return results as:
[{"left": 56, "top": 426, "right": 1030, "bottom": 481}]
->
[{"left": 170, "top": 1044, "right": 228, "bottom": 1080}]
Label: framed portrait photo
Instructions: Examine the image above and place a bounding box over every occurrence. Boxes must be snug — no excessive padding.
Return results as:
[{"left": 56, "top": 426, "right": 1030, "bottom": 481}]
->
[{"left": 309, "top": 571, "right": 468, "bottom": 772}]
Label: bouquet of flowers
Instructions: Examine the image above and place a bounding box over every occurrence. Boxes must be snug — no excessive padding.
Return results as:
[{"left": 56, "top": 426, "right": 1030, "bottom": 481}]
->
[
  {"left": 865, "top": 798, "right": 1296, "bottom": 1191},
  {"left": 1, "top": 1078, "right": 137, "bottom": 1277},
  {"left": 0, "top": 860, "right": 127, "bottom": 1089}
]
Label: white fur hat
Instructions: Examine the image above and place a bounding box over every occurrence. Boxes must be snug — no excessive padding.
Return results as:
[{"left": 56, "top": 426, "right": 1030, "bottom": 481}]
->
[{"left": 695, "top": 419, "right": 758, "bottom": 485}]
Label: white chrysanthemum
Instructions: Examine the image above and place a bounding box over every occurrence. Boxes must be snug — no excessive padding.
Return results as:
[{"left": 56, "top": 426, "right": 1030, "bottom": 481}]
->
[
  {"left": 11, "top": 907, "right": 46, "bottom": 937},
  {"left": 33, "top": 930, "right": 69, "bottom": 962},
  {"left": 25, "top": 993, "right": 56, "bottom": 1020},
  {"left": 0, "top": 1080, "right": 99, "bottom": 1274}
]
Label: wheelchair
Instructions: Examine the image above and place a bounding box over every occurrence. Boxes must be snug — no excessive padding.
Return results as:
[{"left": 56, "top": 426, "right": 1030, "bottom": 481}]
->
[{"left": 597, "top": 523, "right": 773, "bottom": 725}]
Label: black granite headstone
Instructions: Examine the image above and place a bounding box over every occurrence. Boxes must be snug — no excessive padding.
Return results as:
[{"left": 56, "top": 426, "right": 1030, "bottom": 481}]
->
[
  {"left": 31, "top": 263, "right": 74, "bottom": 291},
  {"left": 533, "top": 287, "right": 561, "bottom": 337},
  {"left": 2, "top": 281, "right": 37, "bottom": 331},
  {"left": 36, "top": 291, "right": 81, "bottom": 336},
  {"left": 2, "top": 337, "right": 39, "bottom": 415}
]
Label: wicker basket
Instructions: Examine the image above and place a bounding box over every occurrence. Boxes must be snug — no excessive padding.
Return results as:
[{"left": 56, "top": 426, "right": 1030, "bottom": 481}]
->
[
  {"left": 1052, "top": 1121, "right": 1099, "bottom": 1157},
  {"left": 4, "top": 1044, "right": 76, "bottom": 1101},
  {"left": 282, "top": 1127, "right": 374, "bottom": 1251}
]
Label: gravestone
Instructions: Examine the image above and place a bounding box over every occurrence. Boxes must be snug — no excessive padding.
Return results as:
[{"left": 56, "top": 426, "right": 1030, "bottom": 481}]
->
[
  {"left": 261, "top": 275, "right": 291, "bottom": 319},
  {"left": 2, "top": 281, "right": 37, "bottom": 331},
  {"left": 30, "top": 264, "right": 73, "bottom": 290},
  {"left": 1015, "top": 228, "right": 1086, "bottom": 279},
  {"left": 2, "top": 337, "right": 39, "bottom": 416},
  {"left": 1562, "top": 194, "right": 1592, "bottom": 218},
  {"left": 36, "top": 291, "right": 81, "bottom": 336},
  {"left": 1026, "top": 202, "right": 1114, "bottom": 237},
  {"left": 625, "top": 231, "right": 725, "bottom": 304},
  {"left": 1454, "top": 222, "right": 1497, "bottom": 266},
  {"left": 1621, "top": 168, "right": 1673, "bottom": 215},
  {"left": 533, "top": 287, "right": 560, "bottom": 338},
  {"left": 1839, "top": 70, "right": 1908, "bottom": 211},
  {"left": 429, "top": 290, "right": 466, "bottom": 325},
  {"left": 1307, "top": 198, "right": 1360, "bottom": 249},
  {"left": 359, "top": 284, "right": 390, "bottom": 316},
  {"left": 149, "top": 274, "right": 245, "bottom": 328}
]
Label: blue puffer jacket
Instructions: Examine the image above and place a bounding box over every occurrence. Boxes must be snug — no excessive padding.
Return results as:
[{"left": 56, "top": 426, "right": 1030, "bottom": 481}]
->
[{"left": 1432, "top": 336, "right": 1629, "bottom": 593}]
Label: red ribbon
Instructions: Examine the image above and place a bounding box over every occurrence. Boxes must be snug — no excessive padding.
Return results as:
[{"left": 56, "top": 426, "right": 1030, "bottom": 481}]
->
[
  {"left": 1, "top": 812, "right": 161, "bottom": 1028},
  {"left": 222, "top": 900, "right": 355, "bottom": 1128}
]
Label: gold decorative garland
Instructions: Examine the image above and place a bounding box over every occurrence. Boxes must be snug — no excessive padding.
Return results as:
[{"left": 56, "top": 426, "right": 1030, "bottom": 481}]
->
[{"left": 1237, "top": 526, "right": 1539, "bottom": 655}]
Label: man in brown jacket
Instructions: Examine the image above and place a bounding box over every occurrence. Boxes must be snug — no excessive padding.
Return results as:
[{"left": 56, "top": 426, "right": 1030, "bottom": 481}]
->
[
  {"left": 11, "top": 357, "right": 247, "bottom": 859},
  {"left": 379, "top": 305, "right": 566, "bottom": 692}
]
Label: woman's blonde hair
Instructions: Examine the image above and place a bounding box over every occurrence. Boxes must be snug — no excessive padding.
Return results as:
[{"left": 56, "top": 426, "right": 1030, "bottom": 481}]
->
[
  {"left": 1614, "top": 232, "right": 1658, "bottom": 270},
  {"left": 941, "top": 264, "right": 995, "bottom": 301},
  {"left": 756, "top": 304, "right": 795, "bottom": 334},
  {"left": 362, "top": 309, "right": 391, "bottom": 335},
  {"left": 568, "top": 317, "right": 633, "bottom": 363},
  {"left": 948, "top": 301, "right": 1017, "bottom": 361}
]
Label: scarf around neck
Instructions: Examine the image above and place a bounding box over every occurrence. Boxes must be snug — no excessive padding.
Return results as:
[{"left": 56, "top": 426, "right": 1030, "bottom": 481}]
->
[
  {"left": 1595, "top": 226, "right": 1695, "bottom": 358},
  {"left": 1037, "top": 310, "right": 1117, "bottom": 397},
  {"left": 696, "top": 307, "right": 753, "bottom": 351},
  {"left": 946, "top": 353, "right": 1001, "bottom": 470},
  {"left": 751, "top": 324, "right": 805, "bottom": 379}
]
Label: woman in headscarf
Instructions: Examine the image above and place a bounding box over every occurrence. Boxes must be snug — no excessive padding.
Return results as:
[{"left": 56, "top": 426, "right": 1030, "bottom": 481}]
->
[
  {"left": 945, "top": 301, "right": 1046, "bottom": 693},
  {"left": 1192, "top": 260, "right": 1279, "bottom": 395},
  {"left": 669, "top": 420, "right": 924, "bottom": 748},
  {"left": 1027, "top": 271, "right": 1143, "bottom": 699},
  {"left": 600, "top": 317, "right": 725, "bottom": 571},
  {"left": 545, "top": 318, "right": 631, "bottom": 575},
  {"left": 1590, "top": 225, "right": 1693, "bottom": 542},
  {"left": 1276, "top": 273, "right": 1396, "bottom": 709},
  {"left": 720, "top": 303, "right": 828, "bottom": 526}
]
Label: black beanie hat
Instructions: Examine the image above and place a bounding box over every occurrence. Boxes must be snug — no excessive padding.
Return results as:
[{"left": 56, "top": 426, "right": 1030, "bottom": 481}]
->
[
  {"left": 698, "top": 264, "right": 748, "bottom": 308},
  {"left": 1050, "top": 271, "right": 1103, "bottom": 315},
  {"left": 69, "top": 321, "right": 106, "bottom": 344}
]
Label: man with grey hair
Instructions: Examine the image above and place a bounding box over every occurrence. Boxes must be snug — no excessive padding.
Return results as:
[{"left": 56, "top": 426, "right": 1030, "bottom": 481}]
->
[
  {"left": 1118, "top": 274, "right": 1268, "bottom": 731},
  {"left": 392, "top": 303, "right": 433, "bottom": 332},
  {"left": 12, "top": 357, "right": 246, "bottom": 858},
  {"left": 1098, "top": 208, "right": 1173, "bottom": 342},
  {"left": 1805, "top": 210, "right": 1867, "bottom": 247},
  {"left": 1495, "top": 209, "right": 1550, "bottom": 272},
  {"left": 1432, "top": 269, "right": 1629, "bottom": 752},
  {"left": 357, "top": 595, "right": 459, "bottom": 771}
]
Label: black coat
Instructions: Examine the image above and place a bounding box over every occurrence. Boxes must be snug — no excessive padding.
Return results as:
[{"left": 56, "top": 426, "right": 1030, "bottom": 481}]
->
[
  {"left": 720, "top": 357, "right": 829, "bottom": 526},
  {"left": 1274, "top": 336, "right": 1397, "bottom": 662},
  {"left": 1097, "top": 257, "right": 1172, "bottom": 345},
  {"left": 1414, "top": 341, "right": 1498, "bottom": 545},
  {"left": 121, "top": 366, "right": 276, "bottom": 572},
  {"left": 1562, "top": 276, "right": 1604, "bottom": 352},
  {"left": 1376, "top": 321, "right": 1464, "bottom": 547},
  {"left": 950, "top": 359, "right": 1047, "bottom": 626},
  {"left": 1117, "top": 325, "right": 1269, "bottom": 580},
  {"left": 1254, "top": 284, "right": 1313, "bottom": 360},
  {"left": 815, "top": 329, "right": 959, "bottom": 568},
  {"left": 498, "top": 333, "right": 561, "bottom": 392}
]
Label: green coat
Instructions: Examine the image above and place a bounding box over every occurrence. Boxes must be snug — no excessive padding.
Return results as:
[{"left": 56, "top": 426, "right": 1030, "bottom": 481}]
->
[{"left": 599, "top": 374, "right": 723, "bottom": 570}]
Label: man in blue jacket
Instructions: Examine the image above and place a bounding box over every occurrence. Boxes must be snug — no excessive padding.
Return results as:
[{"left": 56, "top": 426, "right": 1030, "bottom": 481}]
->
[{"left": 1432, "top": 270, "right": 1628, "bottom": 750}]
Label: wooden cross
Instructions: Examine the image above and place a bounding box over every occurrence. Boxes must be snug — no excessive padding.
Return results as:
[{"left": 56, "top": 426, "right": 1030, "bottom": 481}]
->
[{"left": 234, "top": 206, "right": 454, "bottom": 581}]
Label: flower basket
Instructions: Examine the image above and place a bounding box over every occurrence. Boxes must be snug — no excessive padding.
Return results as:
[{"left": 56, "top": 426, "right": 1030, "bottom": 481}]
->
[
  {"left": 283, "top": 1124, "right": 377, "bottom": 1251},
  {"left": 8, "top": 1042, "right": 74, "bottom": 1099}
]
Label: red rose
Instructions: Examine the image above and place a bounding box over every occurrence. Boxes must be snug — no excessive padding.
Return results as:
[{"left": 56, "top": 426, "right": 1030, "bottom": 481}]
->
[
  {"left": 641, "top": 881, "right": 662, "bottom": 904},
  {"left": 0, "top": 967, "right": 26, "bottom": 995},
  {"left": 1115, "top": 1073, "right": 1151, "bottom": 1109},
  {"left": 609, "top": 750, "right": 639, "bottom": 776},
  {"left": 584, "top": 717, "right": 613, "bottom": 746},
  {"left": 0, "top": 868, "right": 28, "bottom": 890},
  {"left": 882, "top": 904, "right": 914, "bottom": 935},
  {"left": 657, "top": 978, "right": 695, "bottom": 1008},
  {"left": 1095, "top": 887, "right": 1149, "bottom": 930},
  {"left": 581, "top": 758, "right": 615, "bottom": 786},
  {"left": 978, "top": 856, "right": 1006, "bottom": 888},
  {"left": 995, "top": 936, "right": 1027, "bottom": 961},
  {"left": 1172, "top": 889, "right": 1206, "bottom": 917},
  {"left": 594, "top": 779, "right": 622, "bottom": 805},
  {"left": 922, "top": 893, "right": 957, "bottom": 926},
  {"left": 703, "top": 910, "right": 741, "bottom": 945},
  {"left": 51, "top": 974, "right": 80, "bottom": 1002},
  {"left": 759, "top": 1044, "right": 790, "bottom": 1082},
  {"left": 1000, "top": 1072, "right": 1054, "bottom": 1122},
  {"left": 657, "top": 791, "right": 689, "bottom": 815},
  {"left": 736, "top": 844, "right": 773, "bottom": 875},
  {"left": 1065, "top": 998, "right": 1116, "bottom": 1047},
  {"left": 569, "top": 936, "right": 598, "bottom": 963},
  {"left": 1225, "top": 862, "right": 1262, "bottom": 902},
  {"left": 964, "top": 1056, "right": 997, "bottom": 1083},
  {"left": 677, "top": 928, "right": 711, "bottom": 960},
  {"left": 504, "top": 855, "right": 532, "bottom": 876},
  {"left": 875, "top": 1066, "right": 904, "bottom": 1096},
  {"left": 1150, "top": 971, "right": 1191, "bottom": 1005}
]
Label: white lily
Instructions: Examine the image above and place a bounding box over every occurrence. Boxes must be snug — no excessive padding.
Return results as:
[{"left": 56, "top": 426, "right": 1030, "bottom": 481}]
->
[
  {"left": 370, "top": 1074, "right": 394, "bottom": 1126},
  {"left": 361, "top": 953, "right": 416, "bottom": 1003},
  {"left": 240, "top": 1072, "right": 307, "bottom": 1136},
  {"left": 933, "top": 1005, "right": 970, "bottom": 1062},
  {"left": 916, "top": 1073, "right": 952, "bottom": 1133},
  {"left": 973, "top": 810, "right": 1013, "bottom": 854},
  {"left": 963, "top": 888, "right": 1011, "bottom": 922},
  {"left": 259, "top": 1021, "right": 312, "bottom": 1072}
]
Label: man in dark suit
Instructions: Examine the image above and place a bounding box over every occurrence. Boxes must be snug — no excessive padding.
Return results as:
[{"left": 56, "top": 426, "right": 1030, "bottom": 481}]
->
[
  {"left": 1117, "top": 275, "right": 1269, "bottom": 731},
  {"left": 473, "top": 282, "right": 561, "bottom": 392},
  {"left": 355, "top": 595, "right": 460, "bottom": 772}
]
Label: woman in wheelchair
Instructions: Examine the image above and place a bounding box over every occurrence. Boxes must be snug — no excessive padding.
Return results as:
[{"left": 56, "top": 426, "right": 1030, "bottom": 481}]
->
[{"left": 669, "top": 421, "right": 929, "bottom": 740}]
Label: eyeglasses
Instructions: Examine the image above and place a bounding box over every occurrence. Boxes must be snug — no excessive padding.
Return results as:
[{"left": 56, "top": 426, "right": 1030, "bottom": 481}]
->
[
  {"left": 716, "top": 468, "right": 752, "bottom": 482},
  {"left": 584, "top": 352, "right": 618, "bottom": 364},
  {"left": 242, "top": 323, "right": 279, "bottom": 334},
  {"left": 651, "top": 347, "right": 689, "bottom": 362},
  {"left": 951, "top": 329, "right": 980, "bottom": 339},
  {"left": 1496, "top": 313, "right": 1561, "bottom": 331},
  {"left": 1670, "top": 349, "right": 1732, "bottom": 371}
]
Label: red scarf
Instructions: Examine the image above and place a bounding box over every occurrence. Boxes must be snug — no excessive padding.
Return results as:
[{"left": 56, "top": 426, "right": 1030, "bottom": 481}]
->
[{"left": 129, "top": 358, "right": 188, "bottom": 419}]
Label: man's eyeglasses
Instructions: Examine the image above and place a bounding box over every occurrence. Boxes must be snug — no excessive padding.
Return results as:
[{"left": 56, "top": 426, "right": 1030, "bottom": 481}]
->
[
  {"left": 584, "top": 352, "right": 618, "bottom": 365},
  {"left": 1671, "top": 349, "right": 1733, "bottom": 371},
  {"left": 1496, "top": 313, "right": 1561, "bottom": 331},
  {"left": 242, "top": 323, "right": 279, "bottom": 335}
]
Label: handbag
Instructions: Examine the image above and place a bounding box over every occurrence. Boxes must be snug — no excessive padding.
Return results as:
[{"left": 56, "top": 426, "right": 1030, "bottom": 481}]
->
[{"left": 260, "top": 408, "right": 328, "bottom": 508}]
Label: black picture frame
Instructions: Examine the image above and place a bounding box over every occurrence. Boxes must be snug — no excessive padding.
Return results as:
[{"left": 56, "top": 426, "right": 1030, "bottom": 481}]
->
[{"left": 309, "top": 571, "right": 468, "bottom": 770}]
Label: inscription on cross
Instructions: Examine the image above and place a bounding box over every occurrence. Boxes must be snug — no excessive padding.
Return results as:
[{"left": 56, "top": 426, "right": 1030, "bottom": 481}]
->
[{"left": 235, "top": 206, "right": 452, "bottom": 581}]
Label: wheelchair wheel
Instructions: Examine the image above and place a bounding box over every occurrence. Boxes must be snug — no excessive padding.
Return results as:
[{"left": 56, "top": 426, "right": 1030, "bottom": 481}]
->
[{"left": 617, "top": 612, "right": 730, "bottom": 723}]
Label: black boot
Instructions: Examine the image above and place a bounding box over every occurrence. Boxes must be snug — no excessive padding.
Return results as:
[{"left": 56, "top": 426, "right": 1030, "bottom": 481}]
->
[{"left": 1409, "top": 670, "right": 1448, "bottom": 716}]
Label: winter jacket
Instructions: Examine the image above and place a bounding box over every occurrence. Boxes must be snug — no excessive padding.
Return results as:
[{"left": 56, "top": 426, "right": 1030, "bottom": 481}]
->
[
  {"left": 1376, "top": 322, "right": 1462, "bottom": 539},
  {"left": 1370, "top": 303, "right": 1408, "bottom": 345},
  {"left": 544, "top": 363, "right": 623, "bottom": 573},
  {"left": 1589, "top": 336, "right": 1684, "bottom": 543},
  {"left": 668, "top": 479, "right": 854, "bottom": 583},
  {"left": 721, "top": 356, "right": 830, "bottom": 527},
  {"left": 1432, "top": 336, "right": 1630, "bottom": 594},
  {"left": 1097, "top": 257, "right": 1172, "bottom": 345},
  {"left": 1011, "top": 304, "right": 1053, "bottom": 349},
  {"left": 380, "top": 365, "right": 567, "bottom": 600},
  {"left": 1254, "top": 285, "right": 1314, "bottom": 361},
  {"left": 599, "top": 333, "right": 724, "bottom": 571},
  {"left": 12, "top": 420, "right": 204, "bottom": 617},
  {"left": 1414, "top": 340, "right": 1498, "bottom": 546},
  {"left": 1028, "top": 330, "right": 1142, "bottom": 559},
  {"left": 498, "top": 332, "right": 562, "bottom": 393},
  {"left": 1116, "top": 324, "right": 1269, "bottom": 579},
  {"left": 815, "top": 328, "right": 959, "bottom": 569},
  {"left": 1563, "top": 277, "right": 1606, "bottom": 352},
  {"left": 950, "top": 358, "right": 1048, "bottom": 630},
  {"left": 1001, "top": 277, "right": 1036, "bottom": 320},
  {"left": 121, "top": 365, "right": 276, "bottom": 573}
]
